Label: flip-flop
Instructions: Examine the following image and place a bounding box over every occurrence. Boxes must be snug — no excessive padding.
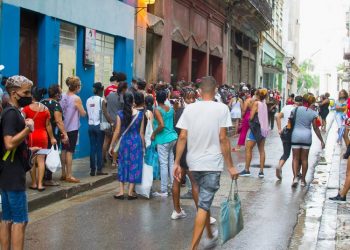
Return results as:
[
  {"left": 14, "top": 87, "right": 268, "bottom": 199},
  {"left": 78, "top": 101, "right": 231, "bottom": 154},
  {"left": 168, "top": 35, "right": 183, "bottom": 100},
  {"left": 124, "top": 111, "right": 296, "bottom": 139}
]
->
[
  {"left": 37, "top": 187, "right": 46, "bottom": 192},
  {"left": 231, "top": 148, "right": 241, "bottom": 152},
  {"left": 29, "top": 186, "right": 37, "bottom": 190}
]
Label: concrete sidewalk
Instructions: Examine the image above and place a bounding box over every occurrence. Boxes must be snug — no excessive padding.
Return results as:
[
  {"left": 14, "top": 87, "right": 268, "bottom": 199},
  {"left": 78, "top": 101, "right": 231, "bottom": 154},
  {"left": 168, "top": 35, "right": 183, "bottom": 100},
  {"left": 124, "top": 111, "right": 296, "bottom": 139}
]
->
[
  {"left": 289, "top": 113, "right": 350, "bottom": 250},
  {"left": 25, "top": 159, "right": 117, "bottom": 211}
]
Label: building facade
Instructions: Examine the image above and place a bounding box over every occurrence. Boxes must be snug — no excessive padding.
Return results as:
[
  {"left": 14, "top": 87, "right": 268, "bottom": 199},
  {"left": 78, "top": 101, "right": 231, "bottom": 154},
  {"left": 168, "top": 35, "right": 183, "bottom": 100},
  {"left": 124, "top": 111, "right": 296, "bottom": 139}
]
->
[
  {"left": 282, "top": 0, "right": 300, "bottom": 100},
  {"left": 134, "top": 0, "right": 273, "bottom": 88},
  {"left": 0, "top": 0, "right": 134, "bottom": 158},
  {"left": 258, "top": 0, "right": 285, "bottom": 91}
]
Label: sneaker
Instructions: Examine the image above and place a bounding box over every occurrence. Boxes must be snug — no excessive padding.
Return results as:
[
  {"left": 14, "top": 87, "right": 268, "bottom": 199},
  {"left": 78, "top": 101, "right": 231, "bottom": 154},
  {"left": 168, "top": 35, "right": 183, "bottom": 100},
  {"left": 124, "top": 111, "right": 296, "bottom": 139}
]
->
[
  {"left": 291, "top": 178, "right": 298, "bottom": 188},
  {"left": 239, "top": 169, "right": 251, "bottom": 177},
  {"left": 210, "top": 217, "right": 216, "bottom": 225},
  {"left": 300, "top": 181, "right": 307, "bottom": 187},
  {"left": 276, "top": 167, "right": 282, "bottom": 180},
  {"left": 180, "top": 191, "right": 193, "bottom": 199},
  {"left": 329, "top": 193, "right": 346, "bottom": 202},
  {"left": 297, "top": 173, "right": 302, "bottom": 179},
  {"left": 202, "top": 229, "right": 218, "bottom": 249},
  {"left": 171, "top": 208, "right": 187, "bottom": 220},
  {"left": 152, "top": 192, "right": 168, "bottom": 198},
  {"left": 90, "top": 171, "right": 96, "bottom": 176},
  {"left": 258, "top": 172, "right": 264, "bottom": 178}
]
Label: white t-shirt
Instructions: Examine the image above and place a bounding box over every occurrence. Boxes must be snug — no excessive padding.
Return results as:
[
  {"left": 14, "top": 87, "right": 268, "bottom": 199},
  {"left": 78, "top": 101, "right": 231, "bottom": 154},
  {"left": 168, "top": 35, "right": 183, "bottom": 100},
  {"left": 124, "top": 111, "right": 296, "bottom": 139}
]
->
[
  {"left": 278, "top": 104, "right": 295, "bottom": 128},
  {"left": 176, "top": 101, "right": 232, "bottom": 171},
  {"left": 86, "top": 96, "right": 103, "bottom": 126}
]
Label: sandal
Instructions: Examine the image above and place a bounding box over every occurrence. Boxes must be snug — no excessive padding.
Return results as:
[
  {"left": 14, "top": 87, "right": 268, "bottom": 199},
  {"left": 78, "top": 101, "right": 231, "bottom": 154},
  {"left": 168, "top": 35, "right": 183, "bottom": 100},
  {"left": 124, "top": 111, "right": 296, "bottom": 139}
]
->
[
  {"left": 127, "top": 195, "right": 138, "bottom": 200},
  {"left": 65, "top": 177, "right": 80, "bottom": 183},
  {"left": 60, "top": 176, "right": 66, "bottom": 181},
  {"left": 37, "top": 187, "right": 46, "bottom": 192},
  {"left": 113, "top": 194, "right": 125, "bottom": 200},
  {"left": 29, "top": 186, "right": 37, "bottom": 190}
]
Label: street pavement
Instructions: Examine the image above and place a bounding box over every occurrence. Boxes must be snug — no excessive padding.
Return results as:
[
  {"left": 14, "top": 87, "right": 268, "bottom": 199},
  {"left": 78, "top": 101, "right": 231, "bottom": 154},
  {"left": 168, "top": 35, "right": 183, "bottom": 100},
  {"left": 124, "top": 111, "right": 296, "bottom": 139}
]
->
[{"left": 23, "top": 117, "right": 328, "bottom": 250}]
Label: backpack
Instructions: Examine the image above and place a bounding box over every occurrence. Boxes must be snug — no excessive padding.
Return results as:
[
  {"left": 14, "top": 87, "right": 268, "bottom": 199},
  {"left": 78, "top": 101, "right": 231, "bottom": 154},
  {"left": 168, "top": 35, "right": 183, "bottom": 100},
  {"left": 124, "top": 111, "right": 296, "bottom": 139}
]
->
[{"left": 0, "top": 106, "right": 33, "bottom": 174}]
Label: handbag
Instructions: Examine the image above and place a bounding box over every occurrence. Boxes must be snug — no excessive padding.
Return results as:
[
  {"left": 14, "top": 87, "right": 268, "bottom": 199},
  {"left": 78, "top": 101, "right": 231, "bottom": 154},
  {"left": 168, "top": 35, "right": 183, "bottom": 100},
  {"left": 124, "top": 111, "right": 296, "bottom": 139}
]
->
[
  {"left": 113, "top": 111, "right": 139, "bottom": 153},
  {"left": 145, "top": 141, "right": 160, "bottom": 180},
  {"left": 99, "top": 99, "right": 111, "bottom": 131},
  {"left": 45, "top": 145, "right": 62, "bottom": 173},
  {"left": 219, "top": 179, "right": 244, "bottom": 245},
  {"left": 249, "top": 114, "right": 264, "bottom": 142},
  {"left": 281, "top": 107, "right": 299, "bottom": 142}
]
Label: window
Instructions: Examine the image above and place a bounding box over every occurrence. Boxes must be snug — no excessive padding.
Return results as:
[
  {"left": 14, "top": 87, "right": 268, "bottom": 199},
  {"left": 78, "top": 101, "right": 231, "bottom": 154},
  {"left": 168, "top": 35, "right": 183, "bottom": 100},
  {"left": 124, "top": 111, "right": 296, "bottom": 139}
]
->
[
  {"left": 94, "top": 32, "right": 114, "bottom": 85},
  {"left": 59, "top": 22, "right": 77, "bottom": 92}
]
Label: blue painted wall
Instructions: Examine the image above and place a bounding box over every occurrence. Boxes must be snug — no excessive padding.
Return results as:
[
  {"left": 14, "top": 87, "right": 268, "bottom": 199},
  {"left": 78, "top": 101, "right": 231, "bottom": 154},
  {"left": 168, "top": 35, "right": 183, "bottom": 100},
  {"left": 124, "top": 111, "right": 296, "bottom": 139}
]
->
[
  {"left": 75, "top": 26, "right": 95, "bottom": 158},
  {"left": 0, "top": 3, "right": 20, "bottom": 77},
  {"left": 37, "top": 15, "right": 60, "bottom": 89},
  {"left": 114, "top": 36, "right": 134, "bottom": 84}
]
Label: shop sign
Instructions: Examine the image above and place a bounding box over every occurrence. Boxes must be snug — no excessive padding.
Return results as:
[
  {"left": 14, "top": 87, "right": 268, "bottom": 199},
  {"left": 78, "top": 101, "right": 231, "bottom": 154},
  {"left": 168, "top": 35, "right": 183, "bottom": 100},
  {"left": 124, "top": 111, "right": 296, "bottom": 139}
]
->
[{"left": 84, "top": 28, "right": 96, "bottom": 66}]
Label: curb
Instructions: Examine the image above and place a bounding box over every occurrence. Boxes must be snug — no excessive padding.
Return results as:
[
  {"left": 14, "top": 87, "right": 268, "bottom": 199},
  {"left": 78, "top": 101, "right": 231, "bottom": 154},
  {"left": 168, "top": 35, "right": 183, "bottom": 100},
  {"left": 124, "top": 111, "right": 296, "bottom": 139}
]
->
[{"left": 27, "top": 174, "right": 116, "bottom": 212}]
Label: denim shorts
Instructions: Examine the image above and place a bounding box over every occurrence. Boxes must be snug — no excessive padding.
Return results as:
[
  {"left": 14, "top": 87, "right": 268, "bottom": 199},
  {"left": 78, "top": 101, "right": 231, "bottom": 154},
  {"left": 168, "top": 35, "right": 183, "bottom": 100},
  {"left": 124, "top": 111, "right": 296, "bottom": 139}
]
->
[
  {"left": 192, "top": 171, "right": 221, "bottom": 211},
  {"left": 247, "top": 130, "right": 256, "bottom": 141},
  {"left": 1, "top": 190, "right": 28, "bottom": 223}
]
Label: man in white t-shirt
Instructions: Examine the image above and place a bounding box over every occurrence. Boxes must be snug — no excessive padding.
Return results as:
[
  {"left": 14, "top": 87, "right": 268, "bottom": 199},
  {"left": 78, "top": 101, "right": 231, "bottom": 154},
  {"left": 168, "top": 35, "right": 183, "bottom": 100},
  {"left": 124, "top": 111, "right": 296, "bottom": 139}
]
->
[
  {"left": 174, "top": 76, "right": 238, "bottom": 250},
  {"left": 275, "top": 95, "right": 303, "bottom": 180}
]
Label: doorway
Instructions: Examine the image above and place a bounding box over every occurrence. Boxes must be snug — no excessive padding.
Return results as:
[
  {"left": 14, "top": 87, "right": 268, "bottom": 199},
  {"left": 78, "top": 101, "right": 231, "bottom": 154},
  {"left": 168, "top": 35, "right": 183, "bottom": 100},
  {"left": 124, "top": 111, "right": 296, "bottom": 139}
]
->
[{"left": 20, "top": 10, "right": 39, "bottom": 84}]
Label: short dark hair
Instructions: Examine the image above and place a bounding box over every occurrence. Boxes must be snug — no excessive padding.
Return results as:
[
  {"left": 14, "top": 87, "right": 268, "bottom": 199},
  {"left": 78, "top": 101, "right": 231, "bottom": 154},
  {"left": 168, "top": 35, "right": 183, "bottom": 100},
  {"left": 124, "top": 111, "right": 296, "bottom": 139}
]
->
[
  {"left": 48, "top": 84, "right": 61, "bottom": 98},
  {"left": 137, "top": 80, "right": 147, "bottom": 90},
  {"left": 134, "top": 91, "right": 145, "bottom": 106},
  {"left": 156, "top": 90, "right": 167, "bottom": 104},
  {"left": 32, "top": 86, "right": 47, "bottom": 101}
]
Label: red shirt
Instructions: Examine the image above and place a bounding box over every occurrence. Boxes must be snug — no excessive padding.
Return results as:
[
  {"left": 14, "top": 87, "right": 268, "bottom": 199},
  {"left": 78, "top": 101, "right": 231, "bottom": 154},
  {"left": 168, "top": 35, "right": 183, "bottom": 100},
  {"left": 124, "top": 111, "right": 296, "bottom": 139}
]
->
[{"left": 104, "top": 85, "right": 118, "bottom": 98}]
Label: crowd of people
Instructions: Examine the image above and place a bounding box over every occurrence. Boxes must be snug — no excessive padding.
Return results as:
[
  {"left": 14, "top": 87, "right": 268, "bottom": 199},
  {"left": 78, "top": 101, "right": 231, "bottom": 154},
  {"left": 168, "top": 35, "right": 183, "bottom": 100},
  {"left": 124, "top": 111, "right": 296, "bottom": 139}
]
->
[{"left": 0, "top": 70, "right": 341, "bottom": 249}]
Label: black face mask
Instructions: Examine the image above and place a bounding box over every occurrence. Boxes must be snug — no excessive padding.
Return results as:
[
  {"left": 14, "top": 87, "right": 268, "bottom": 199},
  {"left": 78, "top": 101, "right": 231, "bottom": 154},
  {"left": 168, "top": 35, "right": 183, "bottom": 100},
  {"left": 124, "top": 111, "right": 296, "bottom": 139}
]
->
[{"left": 16, "top": 93, "right": 32, "bottom": 107}]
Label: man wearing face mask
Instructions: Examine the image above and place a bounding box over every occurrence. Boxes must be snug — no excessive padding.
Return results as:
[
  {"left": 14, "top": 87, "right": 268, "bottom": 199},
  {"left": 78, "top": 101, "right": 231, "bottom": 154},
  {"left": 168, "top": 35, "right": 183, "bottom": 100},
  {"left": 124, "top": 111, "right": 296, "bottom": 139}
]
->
[
  {"left": 41, "top": 84, "right": 69, "bottom": 186},
  {"left": 267, "top": 90, "right": 278, "bottom": 130},
  {"left": 0, "top": 75, "right": 38, "bottom": 250}
]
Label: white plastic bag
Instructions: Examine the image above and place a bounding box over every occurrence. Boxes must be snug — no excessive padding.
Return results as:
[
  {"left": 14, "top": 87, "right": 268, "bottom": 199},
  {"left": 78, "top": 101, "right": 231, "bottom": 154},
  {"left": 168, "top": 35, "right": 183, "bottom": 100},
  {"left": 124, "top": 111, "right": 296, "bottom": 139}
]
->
[
  {"left": 135, "top": 163, "right": 153, "bottom": 198},
  {"left": 45, "top": 146, "right": 62, "bottom": 173},
  {"left": 144, "top": 110, "right": 153, "bottom": 148}
]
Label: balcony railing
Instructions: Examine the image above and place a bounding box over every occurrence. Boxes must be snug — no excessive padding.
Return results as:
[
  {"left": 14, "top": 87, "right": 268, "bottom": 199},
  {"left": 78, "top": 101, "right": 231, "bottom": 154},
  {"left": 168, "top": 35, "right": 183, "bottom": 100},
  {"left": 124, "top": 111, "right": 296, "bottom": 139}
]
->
[{"left": 248, "top": 0, "right": 273, "bottom": 25}]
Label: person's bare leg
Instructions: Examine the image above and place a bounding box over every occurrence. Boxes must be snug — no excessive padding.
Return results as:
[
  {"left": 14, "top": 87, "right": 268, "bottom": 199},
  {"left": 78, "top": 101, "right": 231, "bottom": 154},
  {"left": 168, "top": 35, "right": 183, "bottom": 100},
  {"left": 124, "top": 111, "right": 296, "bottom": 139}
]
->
[
  {"left": 0, "top": 221, "right": 12, "bottom": 250},
  {"left": 117, "top": 182, "right": 124, "bottom": 196},
  {"left": 292, "top": 149, "right": 301, "bottom": 179},
  {"left": 11, "top": 223, "right": 26, "bottom": 250},
  {"left": 102, "top": 135, "right": 111, "bottom": 164},
  {"left": 66, "top": 152, "right": 73, "bottom": 179},
  {"left": 188, "top": 171, "right": 199, "bottom": 207},
  {"left": 36, "top": 156, "right": 45, "bottom": 189},
  {"left": 245, "top": 140, "right": 256, "bottom": 171},
  {"left": 190, "top": 208, "right": 209, "bottom": 250},
  {"left": 30, "top": 161, "right": 37, "bottom": 188},
  {"left": 128, "top": 183, "right": 135, "bottom": 196},
  {"left": 204, "top": 211, "right": 213, "bottom": 238},
  {"left": 340, "top": 157, "right": 350, "bottom": 197},
  {"left": 258, "top": 139, "right": 266, "bottom": 172},
  {"left": 301, "top": 149, "right": 310, "bottom": 183},
  {"left": 172, "top": 168, "right": 185, "bottom": 213},
  {"left": 60, "top": 150, "right": 67, "bottom": 179}
]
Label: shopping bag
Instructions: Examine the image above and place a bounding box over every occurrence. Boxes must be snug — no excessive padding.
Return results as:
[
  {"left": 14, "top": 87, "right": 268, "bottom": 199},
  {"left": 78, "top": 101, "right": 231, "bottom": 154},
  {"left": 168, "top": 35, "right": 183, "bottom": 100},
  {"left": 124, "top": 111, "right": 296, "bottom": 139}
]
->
[
  {"left": 145, "top": 142, "right": 160, "bottom": 180},
  {"left": 218, "top": 180, "right": 244, "bottom": 245},
  {"left": 135, "top": 163, "right": 153, "bottom": 199},
  {"left": 45, "top": 146, "right": 62, "bottom": 173}
]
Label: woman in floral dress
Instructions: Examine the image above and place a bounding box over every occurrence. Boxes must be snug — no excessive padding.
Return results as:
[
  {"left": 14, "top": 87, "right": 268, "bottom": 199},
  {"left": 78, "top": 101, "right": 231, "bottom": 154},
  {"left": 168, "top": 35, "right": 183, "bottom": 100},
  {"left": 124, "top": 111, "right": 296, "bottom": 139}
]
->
[{"left": 109, "top": 92, "right": 145, "bottom": 200}]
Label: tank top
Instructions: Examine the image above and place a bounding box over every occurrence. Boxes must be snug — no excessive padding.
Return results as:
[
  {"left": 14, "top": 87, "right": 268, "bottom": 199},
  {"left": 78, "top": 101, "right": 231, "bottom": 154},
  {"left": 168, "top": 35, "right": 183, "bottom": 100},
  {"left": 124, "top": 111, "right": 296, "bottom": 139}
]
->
[
  {"left": 153, "top": 106, "right": 178, "bottom": 145},
  {"left": 60, "top": 93, "right": 80, "bottom": 132}
]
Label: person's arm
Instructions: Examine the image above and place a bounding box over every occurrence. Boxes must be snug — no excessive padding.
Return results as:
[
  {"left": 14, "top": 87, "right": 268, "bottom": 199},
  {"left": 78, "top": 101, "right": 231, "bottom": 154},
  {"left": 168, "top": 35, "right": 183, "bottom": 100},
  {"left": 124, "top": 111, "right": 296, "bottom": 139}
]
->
[
  {"left": 249, "top": 101, "right": 258, "bottom": 121},
  {"left": 151, "top": 109, "right": 164, "bottom": 140},
  {"left": 75, "top": 97, "right": 87, "bottom": 117},
  {"left": 312, "top": 118, "right": 325, "bottom": 149},
  {"left": 102, "top": 100, "right": 113, "bottom": 124},
  {"left": 276, "top": 112, "right": 284, "bottom": 134},
  {"left": 46, "top": 118, "right": 57, "bottom": 145},
  {"left": 54, "top": 111, "right": 68, "bottom": 143},
  {"left": 109, "top": 115, "right": 121, "bottom": 156},
  {"left": 174, "top": 129, "right": 187, "bottom": 182},
  {"left": 219, "top": 127, "right": 238, "bottom": 179},
  {"left": 139, "top": 115, "right": 145, "bottom": 150}
]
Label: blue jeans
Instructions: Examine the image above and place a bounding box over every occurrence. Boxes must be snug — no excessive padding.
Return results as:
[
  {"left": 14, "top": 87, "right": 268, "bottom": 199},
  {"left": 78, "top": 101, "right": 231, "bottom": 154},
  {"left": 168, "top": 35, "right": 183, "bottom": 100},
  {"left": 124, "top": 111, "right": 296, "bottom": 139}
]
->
[
  {"left": 157, "top": 140, "right": 176, "bottom": 193},
  {"left": 1, "top": 190, "right": 28, "bottom": 223},
  {"left": 88, "top": 125, "right": 105, "bottom": 172}
]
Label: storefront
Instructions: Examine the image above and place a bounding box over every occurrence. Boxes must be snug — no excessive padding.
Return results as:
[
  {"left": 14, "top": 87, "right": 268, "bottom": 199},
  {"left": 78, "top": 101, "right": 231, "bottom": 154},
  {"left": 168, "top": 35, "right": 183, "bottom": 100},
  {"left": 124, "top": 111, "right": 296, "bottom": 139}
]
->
[{"left": 0, "top": 0, "right": 134, "bottom": 158}]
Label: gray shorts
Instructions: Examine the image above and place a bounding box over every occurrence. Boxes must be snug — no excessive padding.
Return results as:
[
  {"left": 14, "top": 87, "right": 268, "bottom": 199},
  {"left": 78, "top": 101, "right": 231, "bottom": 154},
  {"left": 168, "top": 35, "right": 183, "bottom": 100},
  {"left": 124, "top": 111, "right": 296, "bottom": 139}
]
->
[{"left": 192, "top": 171, "right": 221, "bottom": 211}]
